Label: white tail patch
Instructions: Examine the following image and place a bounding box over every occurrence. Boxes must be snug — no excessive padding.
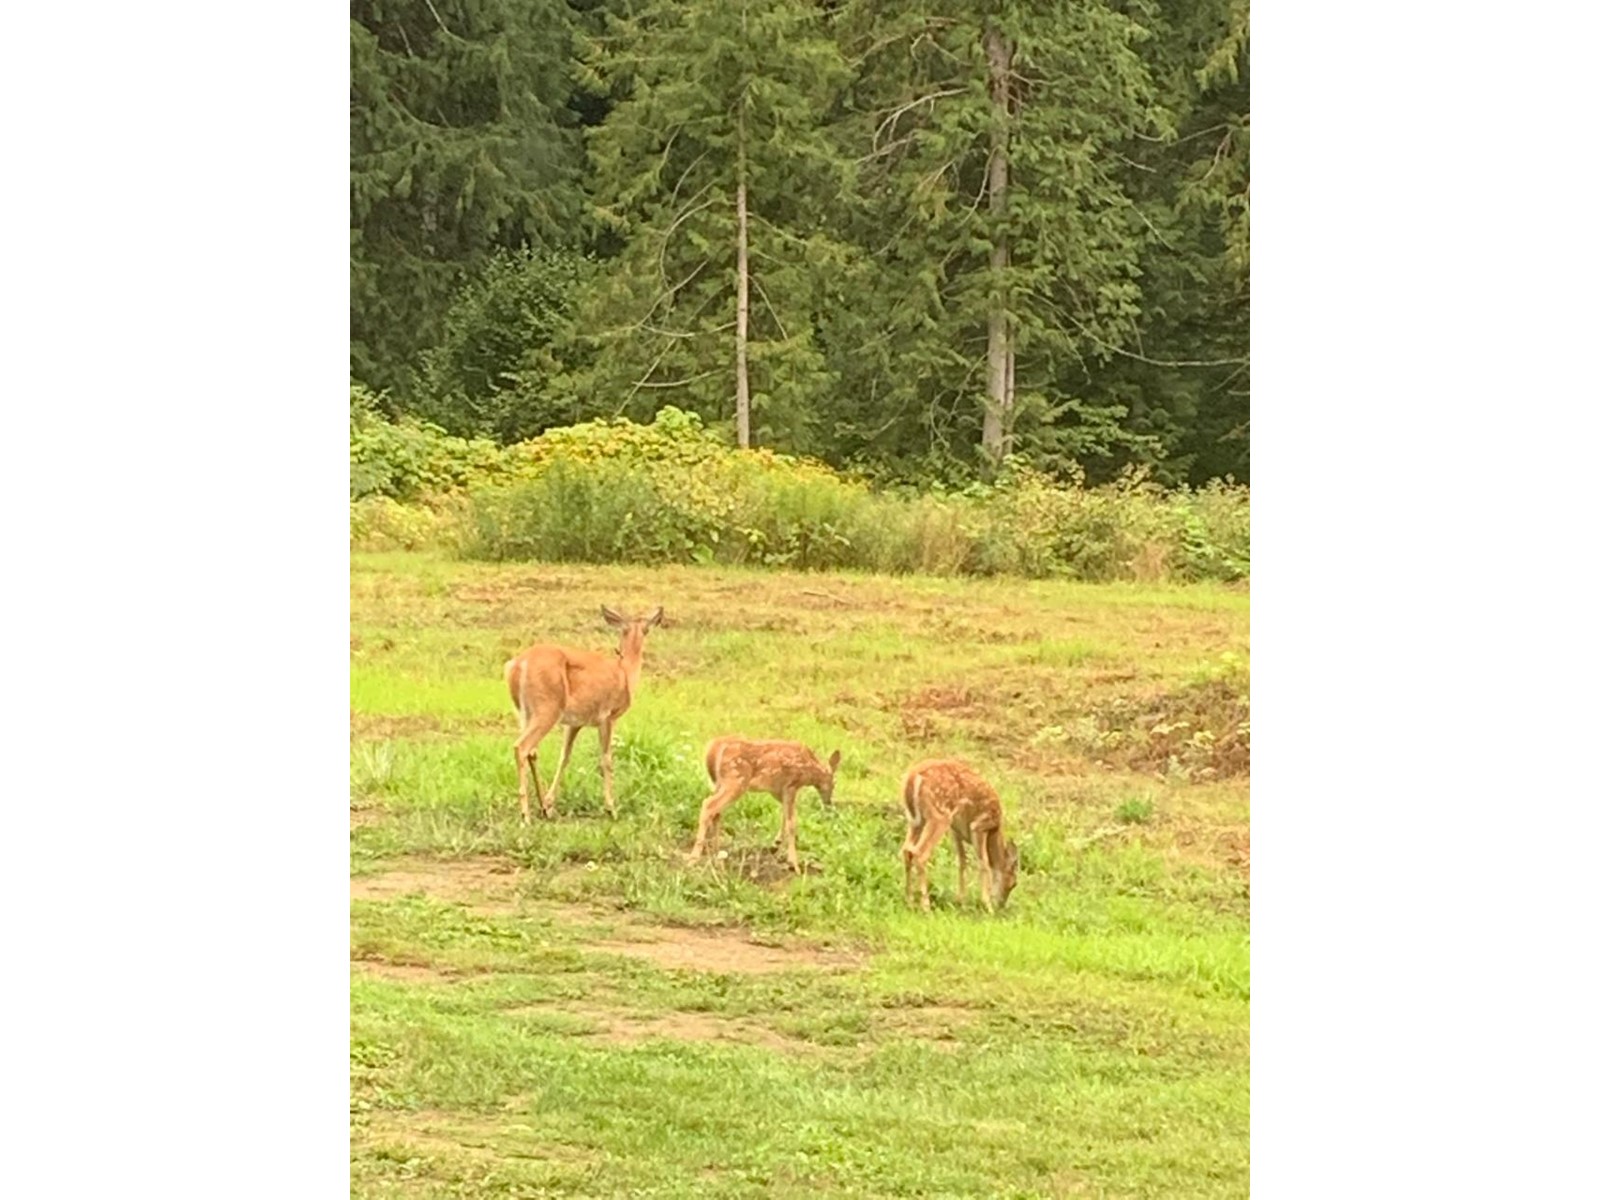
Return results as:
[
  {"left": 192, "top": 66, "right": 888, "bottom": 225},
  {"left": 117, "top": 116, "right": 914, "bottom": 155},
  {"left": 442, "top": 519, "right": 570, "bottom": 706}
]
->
[{"left": 509, "top": 660, "right": 526, "bottom": 721}]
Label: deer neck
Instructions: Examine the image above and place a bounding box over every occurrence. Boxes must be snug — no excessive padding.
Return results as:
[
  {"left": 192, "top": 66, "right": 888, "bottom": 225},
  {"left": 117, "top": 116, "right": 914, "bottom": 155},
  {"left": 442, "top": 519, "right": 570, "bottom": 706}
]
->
[
  {"left": 617, "top": 646, "right": 645, "bottom": 696},
  {"left": 983, "top": 825, "right": 1006, "bottom": 860}
]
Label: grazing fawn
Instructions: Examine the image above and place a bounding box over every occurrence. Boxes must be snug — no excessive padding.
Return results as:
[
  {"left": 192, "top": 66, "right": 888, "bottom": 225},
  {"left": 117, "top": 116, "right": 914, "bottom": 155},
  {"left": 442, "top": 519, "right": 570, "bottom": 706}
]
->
[
  {"left": 900, "top": 759, "right": 1019, "bottom": 913},
  {"left": 503, "top": 605, "right": 664, "bottom": 822},
  {"left": 689, "top": 737, "right": 841, "bottom": 873}
]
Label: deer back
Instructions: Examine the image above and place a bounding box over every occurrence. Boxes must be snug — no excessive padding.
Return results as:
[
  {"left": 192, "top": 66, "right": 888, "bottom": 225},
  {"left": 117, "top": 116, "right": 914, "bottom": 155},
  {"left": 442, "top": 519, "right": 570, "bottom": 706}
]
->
[
  {"left": 507, "top": 606, "right": 663, "bottom": 727},
  {"left": 707, "top": 737, "right": 828, "bottom": 794},
  {"left": 903, "top": 759, "right": 1002, "bottom": 825}
]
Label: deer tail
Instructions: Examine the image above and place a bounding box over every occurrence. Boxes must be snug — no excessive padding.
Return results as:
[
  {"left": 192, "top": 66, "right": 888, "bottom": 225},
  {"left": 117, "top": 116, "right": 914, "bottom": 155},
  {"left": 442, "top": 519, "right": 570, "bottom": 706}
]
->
[
  {"left": 901, "top": 768, "right": 922, "bottom": 819},
  {"left": 505, "top": 657, "right": 527, "bottom": 726}
]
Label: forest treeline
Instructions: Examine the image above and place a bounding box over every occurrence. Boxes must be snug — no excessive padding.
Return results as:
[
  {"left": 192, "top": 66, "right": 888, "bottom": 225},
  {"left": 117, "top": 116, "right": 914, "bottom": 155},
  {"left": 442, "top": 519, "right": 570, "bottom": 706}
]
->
[{"left": 352, "top": 0, "right": 1248, "bottom": 486}]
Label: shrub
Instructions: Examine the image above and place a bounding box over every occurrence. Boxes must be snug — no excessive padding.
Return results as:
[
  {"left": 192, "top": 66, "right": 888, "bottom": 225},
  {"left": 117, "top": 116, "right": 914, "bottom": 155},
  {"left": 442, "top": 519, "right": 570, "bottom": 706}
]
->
[
  {"left": 350, "top": 495, "right": 465, "bottom": 552},
  {"left": 416, "top": 248, "right": 592, "bottom": 443},
  {"left": 354, "top": 403, "right": 1251, "bottom": 581},
  {"left": 1114, "top": 796, "right": 1156, "bottom": 825},
  {"left": 350, "top": 384, "right": 508, "bottom": 502}
]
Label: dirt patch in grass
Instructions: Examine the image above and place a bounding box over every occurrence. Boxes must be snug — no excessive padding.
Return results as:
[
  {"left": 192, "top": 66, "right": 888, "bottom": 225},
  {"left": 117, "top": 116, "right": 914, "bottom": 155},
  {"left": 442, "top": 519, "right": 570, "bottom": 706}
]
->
[
  {"left": 713, "top": 846, "right": 824, "bottom": 885},
  {"left": 892, "top": 672, "right": 1057, "bottom": 749},
  {"left": 606, "top": 1010, "right": 802, "bottom": 1050},
  {"left": 892, "top": 666, "right": 1249, "bottom": 781},
  {"left": 353, "top": 858, "right": 863, "bottom": 976},
  {"left": 1105, "top": 678, "right": 1250, "bottom": 779},
  {"left": 905, "top": 685, "right": 979, "bottom": 712},
  {"left": 350, "top": 802, "right": 385, "bottom": 829},
  {"left": 895, "top": 684, "right": 983, "bottom": 745},
  {"left": 351, "top": 857, "right": 524, "bottom": 916},
  {"left": 1166, "top": 818, "right": 1251, "bottom": 872},
  {"left": 588, "top": 923, "right": 859, "bottom": 976},
  {"left": 353, "top": 960, "right": 461, "bottom": 984}
]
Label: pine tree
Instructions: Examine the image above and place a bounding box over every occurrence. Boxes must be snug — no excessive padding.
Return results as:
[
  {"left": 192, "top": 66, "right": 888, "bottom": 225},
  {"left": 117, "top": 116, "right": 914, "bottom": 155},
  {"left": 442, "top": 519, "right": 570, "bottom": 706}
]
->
[
  {"left": 825, "top": 1, "right": 1171, "bottom": 477},
  {"left": 350, "top": 0, "right": 590, "bottom": 397},
  {"left": 1100, "top": 0, "right": 1249, "bottom": 483},
  {"left": 577, "top": 0, "right": 852, "bottom": 451}
]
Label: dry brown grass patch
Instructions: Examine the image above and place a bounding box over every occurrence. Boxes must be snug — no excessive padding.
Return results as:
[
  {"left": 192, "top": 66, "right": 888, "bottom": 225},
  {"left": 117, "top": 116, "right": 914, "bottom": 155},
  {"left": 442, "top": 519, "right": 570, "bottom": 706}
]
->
[
  {"left": 524, "top": 1001, "right": 816, "bottom": 1052},
  {"left": 350, "top": 712, "right": 506, "bottom": 740},
  {"left": 351, "top": 857, "right": 524, "bottom": 916},
  {"left": 353, "top": 1108, "right": 599, "bottom": 1167},
  {"left": 586, "top": 923, "right": 859, "bottom": 976},
  {"left": 353, "top": 960, "right": 462, "bottom": 984}
]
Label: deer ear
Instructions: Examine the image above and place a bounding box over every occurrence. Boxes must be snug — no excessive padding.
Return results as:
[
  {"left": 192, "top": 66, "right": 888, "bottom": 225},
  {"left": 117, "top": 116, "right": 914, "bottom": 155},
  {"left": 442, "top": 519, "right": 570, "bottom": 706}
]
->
[
  {"left": 828, "top": 749, "right": 841, "bottom": 773},
  {"left": 646, "top": 605, "right": 665, "bottom": 628},
  {"left": 601, "top": 605, "right": 626, "bottom": 628}
]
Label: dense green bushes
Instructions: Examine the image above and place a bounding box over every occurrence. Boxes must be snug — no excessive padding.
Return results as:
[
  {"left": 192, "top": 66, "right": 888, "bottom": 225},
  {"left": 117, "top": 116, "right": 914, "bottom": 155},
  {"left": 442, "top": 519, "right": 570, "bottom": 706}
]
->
[
  {"left": 414, "top": 249, "right": 593, "bottom": 443},
  {"left": 350, "top": 384, "right": 511, "bottom": 502},
  {"left": 351, "top": 402, "right": 1248, "bottom": 582}
]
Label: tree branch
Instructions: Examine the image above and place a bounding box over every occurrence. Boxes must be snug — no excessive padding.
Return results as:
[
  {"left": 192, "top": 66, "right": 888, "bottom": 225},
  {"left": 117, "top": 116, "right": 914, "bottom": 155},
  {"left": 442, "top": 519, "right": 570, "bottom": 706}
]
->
[
  {"left": 751, "top": 276, "right": 790, "bottom": 341},
  {"left": 421, "top": 0, "right": 454, "bottom": 38},
  {"left": 1064, "top": 313, "right": 1247, "bottom": 368},
  {"left": 870, "top": 87, "right": 967, "bottom": 155},
  {"left": 633, "top": 370, "right": 719, "bottom": 389}
]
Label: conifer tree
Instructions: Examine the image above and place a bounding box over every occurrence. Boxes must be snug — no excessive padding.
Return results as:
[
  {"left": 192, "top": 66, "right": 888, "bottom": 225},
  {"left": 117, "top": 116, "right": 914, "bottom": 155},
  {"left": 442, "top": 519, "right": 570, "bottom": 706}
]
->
[
  {"left": 578, "top": 0, "right": 852, "bottom": 450},
  {"left": 351, "top": 0, "right": 590, "bottom": 396},
  {"left": 826, "top": 1, "right": 1170, "bottom": 475}
]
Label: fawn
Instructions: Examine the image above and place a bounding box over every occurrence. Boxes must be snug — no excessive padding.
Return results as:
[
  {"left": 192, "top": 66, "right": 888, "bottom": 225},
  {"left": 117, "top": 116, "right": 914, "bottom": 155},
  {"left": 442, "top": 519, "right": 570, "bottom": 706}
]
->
[
  {"left": 900, "top": 759, "right": 1019, "bottom": 912},
  {"left": 688, "top": 736, "right": 841, "bottom": 873},
  {"left": 503, "top": 605, "right": 664, "bottom": 822}
]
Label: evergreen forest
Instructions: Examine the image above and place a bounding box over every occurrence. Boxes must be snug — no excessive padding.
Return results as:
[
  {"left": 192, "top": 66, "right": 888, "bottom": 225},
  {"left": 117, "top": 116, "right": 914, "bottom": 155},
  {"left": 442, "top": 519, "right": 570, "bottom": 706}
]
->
[{"left": 352, "top": 0, "right": 1248, "bottom": 488}]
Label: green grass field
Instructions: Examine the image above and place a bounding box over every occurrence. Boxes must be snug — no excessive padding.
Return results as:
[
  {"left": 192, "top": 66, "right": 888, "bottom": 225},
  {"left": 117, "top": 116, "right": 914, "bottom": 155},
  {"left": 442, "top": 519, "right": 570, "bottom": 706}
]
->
[{"left": 350, "top": 552, "right": 1251, "bottom": 1198}]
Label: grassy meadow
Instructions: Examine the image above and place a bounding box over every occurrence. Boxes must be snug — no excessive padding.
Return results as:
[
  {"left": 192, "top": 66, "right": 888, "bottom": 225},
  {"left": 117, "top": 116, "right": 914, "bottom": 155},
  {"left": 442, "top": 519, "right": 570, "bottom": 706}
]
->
[{"left": 350, "top": 551, "right": 1251, "bottom": 1197}]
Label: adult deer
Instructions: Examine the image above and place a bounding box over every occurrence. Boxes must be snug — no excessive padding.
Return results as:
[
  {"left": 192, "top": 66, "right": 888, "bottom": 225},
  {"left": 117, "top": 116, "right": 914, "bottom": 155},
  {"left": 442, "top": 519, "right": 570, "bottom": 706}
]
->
[
  {"left": 900, "top": 759, "right": 1019, "bottom": 913},
  {"left": 504, "top": 605, "right": 664, "bottom": 822},
  {"left": 688, "top": 737, "right": 841, "bottom": 873}
]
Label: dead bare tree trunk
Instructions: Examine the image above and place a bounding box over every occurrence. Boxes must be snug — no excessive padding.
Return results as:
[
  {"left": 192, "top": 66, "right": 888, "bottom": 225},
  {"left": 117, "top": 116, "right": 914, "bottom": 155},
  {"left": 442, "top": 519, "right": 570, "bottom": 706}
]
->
[
  {"left": 980, "top": 25, "right": 1014, "bottom": 469},
  {"left": 734, "top": 107, "right": 752, "bottom": 449}
]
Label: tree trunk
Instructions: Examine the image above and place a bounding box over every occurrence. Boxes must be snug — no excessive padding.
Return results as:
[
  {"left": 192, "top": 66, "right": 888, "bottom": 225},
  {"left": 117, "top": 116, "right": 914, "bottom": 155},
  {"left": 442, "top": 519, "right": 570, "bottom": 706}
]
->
[
  {"left": 734, "top": 110, "right": 752, "bottom": 450},
  {"left": 980, "top": 25, "right": 1014, "bottom": 468}
]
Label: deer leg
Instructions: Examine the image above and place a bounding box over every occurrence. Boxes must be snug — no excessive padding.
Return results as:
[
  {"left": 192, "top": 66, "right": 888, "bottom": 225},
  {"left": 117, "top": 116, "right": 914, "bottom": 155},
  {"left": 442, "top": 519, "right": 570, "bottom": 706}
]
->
[
  {"left": 709, "top": 782, "right": 752, "bottom": 853},
  {"left": 541, "top": 724, "right": 581, "bottom": 818},
  {"left": 901, "top": 815, "right": 926, "bottom": 907},
  {"left": 910, "top": 815, "right": 953, "bottom": 913},
  {"left": 955, "top": 834, "right": 970, "bottom": 904},
  {"left": 976, "top": 830, "right": 996, "bottom": 914},
  {"left": 770, "top": 789, "right": 789, "bottom": 852},
  {"left": 782, "top": 787, "right": 800, "bottom": 874},
  {"left": 689, "top": 781, "right": 743, "bottom": 861},
  {"left": 598, "top": 719, "right": 617, "bottom": 819},
  {"left": 515, "top": 744, "right": 532, "bottom": 825},
  {"left": 513, "top": 712, "right": 558, "bottom": 825}
]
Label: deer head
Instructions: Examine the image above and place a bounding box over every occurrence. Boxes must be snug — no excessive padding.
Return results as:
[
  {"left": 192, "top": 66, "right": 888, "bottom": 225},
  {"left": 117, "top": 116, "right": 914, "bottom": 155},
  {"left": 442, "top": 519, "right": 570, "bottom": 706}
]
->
[
  {"left": 994, "top": 838, "right": 1020, "bottom": 909},
  {"left": 815, "top": 748, "right": 842, "bottom": 807},
  {"left": 601, "top": 605, "right": 664, "bottom": 661}
]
